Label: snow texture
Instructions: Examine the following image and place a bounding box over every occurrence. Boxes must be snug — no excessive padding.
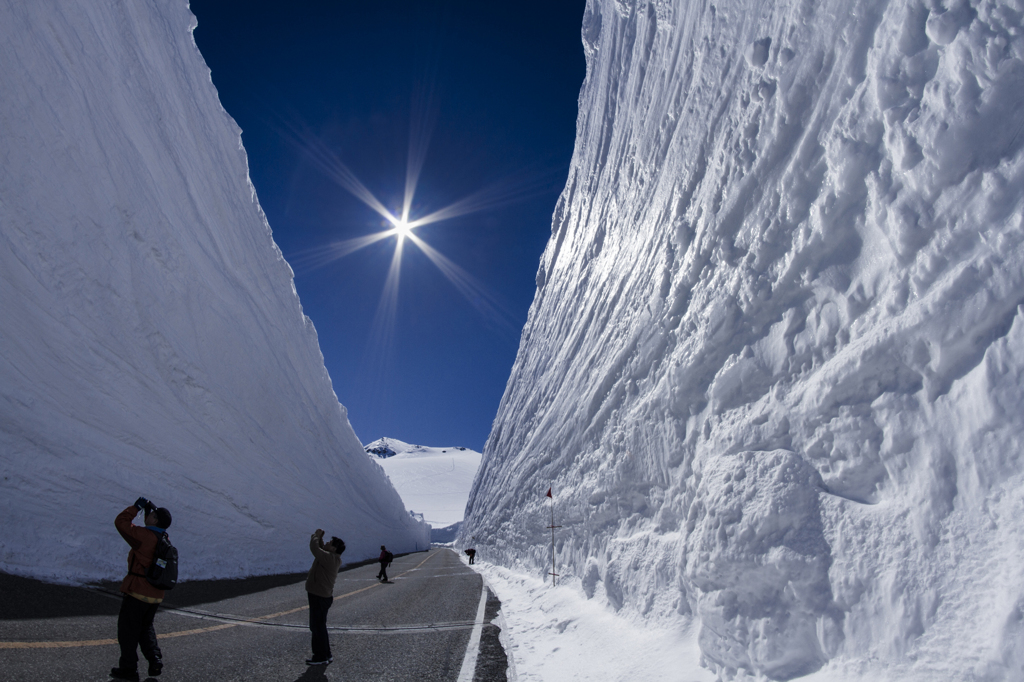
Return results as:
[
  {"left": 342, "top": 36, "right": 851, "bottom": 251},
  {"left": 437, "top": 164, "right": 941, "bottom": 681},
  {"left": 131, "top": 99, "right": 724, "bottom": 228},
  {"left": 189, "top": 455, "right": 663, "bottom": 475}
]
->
[
  {"left": 365, "top": 437, "right": 482, "bottom": 533},
  {"left": 0, "top": 1, "right": 428, "bottom": 583},
  {"left": 463, "top": 0, "right": 1024, "bottom": 679},
  {"left": 466, "top": 555, "right": 716, "bottom": 682}
]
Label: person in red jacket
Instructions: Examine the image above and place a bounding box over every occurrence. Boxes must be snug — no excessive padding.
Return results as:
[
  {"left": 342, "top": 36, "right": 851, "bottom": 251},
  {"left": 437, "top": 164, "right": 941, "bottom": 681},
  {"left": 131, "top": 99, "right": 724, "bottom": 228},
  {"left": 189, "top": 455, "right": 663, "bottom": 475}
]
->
[{"left": 109, "top": 497, "right": 172, "bottom": 682}]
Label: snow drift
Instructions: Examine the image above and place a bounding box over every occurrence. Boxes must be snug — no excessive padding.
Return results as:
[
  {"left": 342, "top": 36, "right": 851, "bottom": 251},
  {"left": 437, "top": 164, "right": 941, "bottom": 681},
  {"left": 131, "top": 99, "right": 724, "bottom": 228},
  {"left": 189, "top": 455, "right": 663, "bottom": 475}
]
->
[
  {"left": 462, "top": 0, "right": 1024, "bottom": 678},
  {"left": 0, "top": 2, "right": 428, "bottom": 583}
]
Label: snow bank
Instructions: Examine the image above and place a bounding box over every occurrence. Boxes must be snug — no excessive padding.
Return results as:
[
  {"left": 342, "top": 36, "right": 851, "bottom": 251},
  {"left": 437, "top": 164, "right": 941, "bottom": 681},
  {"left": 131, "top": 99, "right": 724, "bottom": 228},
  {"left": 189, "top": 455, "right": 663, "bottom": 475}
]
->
[
  {"left": 0, "top": 1, "right": 427, "bottom": 583},
  {"left": 467, "top": 556, "right": 715, "bottom": 682},
  {"left": 463, "top": 0, "right": 1024, "bottom": 678}
]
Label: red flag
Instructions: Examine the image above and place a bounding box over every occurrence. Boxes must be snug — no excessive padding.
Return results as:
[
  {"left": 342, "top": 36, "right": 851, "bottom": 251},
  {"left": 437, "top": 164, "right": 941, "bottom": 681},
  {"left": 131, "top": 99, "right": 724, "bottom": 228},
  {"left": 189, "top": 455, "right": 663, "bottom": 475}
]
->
[{"left": 545, "top": 487, "right": 552, "bottom": 498}]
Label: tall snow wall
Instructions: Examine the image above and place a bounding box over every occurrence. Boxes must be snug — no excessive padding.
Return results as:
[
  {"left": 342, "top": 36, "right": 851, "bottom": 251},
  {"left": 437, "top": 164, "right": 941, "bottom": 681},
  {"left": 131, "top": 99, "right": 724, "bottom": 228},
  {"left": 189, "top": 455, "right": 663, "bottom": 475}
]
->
[
  {"left": 462, "top": 0, "right": 1024, "bottom": 678},
  {"left": 0, "top": 2, "right": 428, "bottom": 583}
]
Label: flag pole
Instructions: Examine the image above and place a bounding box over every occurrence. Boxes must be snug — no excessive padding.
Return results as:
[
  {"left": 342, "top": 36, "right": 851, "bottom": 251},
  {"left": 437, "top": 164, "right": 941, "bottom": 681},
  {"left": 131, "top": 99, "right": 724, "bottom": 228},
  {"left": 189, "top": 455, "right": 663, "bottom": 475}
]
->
[{"left": 546, "top": 484, "right": 561, "bottom": 585}]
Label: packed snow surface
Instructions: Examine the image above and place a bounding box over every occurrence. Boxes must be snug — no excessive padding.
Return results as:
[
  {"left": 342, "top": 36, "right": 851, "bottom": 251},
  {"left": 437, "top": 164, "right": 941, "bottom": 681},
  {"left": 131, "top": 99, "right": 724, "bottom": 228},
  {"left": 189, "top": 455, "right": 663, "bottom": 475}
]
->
[
  {"left": 463, "top": 0, "right": 1024, "bottom": 679},
  {"left": 0, "top": 2, "right": 427, "bottom": 583},
  {"left": 465, "top": 555, "right": 716, "bottom": 682},
  {"left": 365, "top": 437, "right": 482, "bottom": 530},
  {"left": 471, "top": 554, "right": 982, "bottom": 682}
]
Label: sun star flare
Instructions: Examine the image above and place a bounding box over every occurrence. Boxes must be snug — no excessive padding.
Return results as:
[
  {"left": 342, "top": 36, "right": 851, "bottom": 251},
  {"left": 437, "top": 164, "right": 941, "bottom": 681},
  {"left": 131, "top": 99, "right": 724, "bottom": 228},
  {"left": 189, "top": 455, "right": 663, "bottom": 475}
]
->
[
  {"left": 282, "top": 126, "right": 524, "bottom": 348},
  {"left": 390, "top": 217, "right": 414, "bottom": 240}
]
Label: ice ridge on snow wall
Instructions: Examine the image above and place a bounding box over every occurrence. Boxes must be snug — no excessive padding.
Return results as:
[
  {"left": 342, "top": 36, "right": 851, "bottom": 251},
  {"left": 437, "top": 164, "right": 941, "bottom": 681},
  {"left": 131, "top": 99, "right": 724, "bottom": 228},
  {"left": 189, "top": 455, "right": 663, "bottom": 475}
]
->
[
  {"left": 0, "top": 2, "right": 428, "bottom": 582},
  {"left": 462, "top": 0, "right": 1024, "bottom": 678}
]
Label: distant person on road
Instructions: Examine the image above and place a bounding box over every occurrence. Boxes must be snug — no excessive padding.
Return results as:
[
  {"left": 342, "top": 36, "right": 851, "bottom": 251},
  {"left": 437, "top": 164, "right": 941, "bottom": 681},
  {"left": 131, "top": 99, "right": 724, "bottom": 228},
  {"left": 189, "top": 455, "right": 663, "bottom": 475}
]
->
[
  {"left": 305, "top": 529, "right": 344, "bottom": 666},
  {"left": 110, "top": 497, "right": 172, "bottom": 682},
  {"left": 377, "top": 545, "right": 393, "bottom": 582},
  {"left": 465, "top": 548, "right": 476, "bottom": 565}
]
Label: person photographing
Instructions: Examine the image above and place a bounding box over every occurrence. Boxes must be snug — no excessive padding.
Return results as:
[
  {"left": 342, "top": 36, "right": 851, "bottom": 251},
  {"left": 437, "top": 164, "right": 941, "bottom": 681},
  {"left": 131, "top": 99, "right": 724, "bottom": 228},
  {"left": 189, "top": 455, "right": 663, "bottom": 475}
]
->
[
  {"left": 110, "top": 496, "right": 173, "bottom": 682},
  {"left": 305, "top": 528, "right": 345, "bottom": 665}
]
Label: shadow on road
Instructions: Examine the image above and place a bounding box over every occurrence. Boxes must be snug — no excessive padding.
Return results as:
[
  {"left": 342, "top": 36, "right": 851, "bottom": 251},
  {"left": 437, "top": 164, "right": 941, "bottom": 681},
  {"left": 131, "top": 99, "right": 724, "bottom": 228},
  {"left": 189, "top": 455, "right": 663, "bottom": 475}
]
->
[
  {"left": 291, "top": 667, "right": 330, "bottom": 682},
  {"left": 1, "top": 571, "right": 310, "bottom": 618},
  {"left": 1, "top": 551, "right": 430, "bottom": 619},
  {"left": 159, "top": 572, "right": 307, "bottom": 608},
  {"left": 0, "top": 572, "right": 120, "bottom": 619}
]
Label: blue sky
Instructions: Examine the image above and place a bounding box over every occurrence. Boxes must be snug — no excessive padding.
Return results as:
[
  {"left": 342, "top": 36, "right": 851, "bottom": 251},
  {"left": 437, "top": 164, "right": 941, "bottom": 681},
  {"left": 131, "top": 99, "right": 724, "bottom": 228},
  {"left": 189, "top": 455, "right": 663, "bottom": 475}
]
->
[{"left": 190, "top": 2, "right": 586, "bottom": 450}]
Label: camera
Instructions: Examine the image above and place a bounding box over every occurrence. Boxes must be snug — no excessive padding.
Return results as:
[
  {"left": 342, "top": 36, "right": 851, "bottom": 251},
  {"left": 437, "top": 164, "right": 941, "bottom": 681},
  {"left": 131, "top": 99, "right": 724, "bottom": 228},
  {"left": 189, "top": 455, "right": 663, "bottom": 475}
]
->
[{"left": 136, "top": 496, "right": 157, "bottom": 515}]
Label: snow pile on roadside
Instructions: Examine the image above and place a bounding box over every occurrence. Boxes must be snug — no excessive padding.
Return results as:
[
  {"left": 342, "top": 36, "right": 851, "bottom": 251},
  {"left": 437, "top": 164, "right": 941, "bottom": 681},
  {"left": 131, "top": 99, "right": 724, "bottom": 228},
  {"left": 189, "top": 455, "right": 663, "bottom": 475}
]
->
[
  {"left": 471, "top": 554, "right": 967, "bottom": 682},
  {"left": 0, "top": 2, "right": 426, "bottom": 583},
  {"left": 366, "top": 438, "right": 482, "bottom": 539},
  {"left": 467, "top": 556, "right": 713, "bottom": 682},
  {"left": 463, "top": 0, "right": 1024, "bottom": 678}
]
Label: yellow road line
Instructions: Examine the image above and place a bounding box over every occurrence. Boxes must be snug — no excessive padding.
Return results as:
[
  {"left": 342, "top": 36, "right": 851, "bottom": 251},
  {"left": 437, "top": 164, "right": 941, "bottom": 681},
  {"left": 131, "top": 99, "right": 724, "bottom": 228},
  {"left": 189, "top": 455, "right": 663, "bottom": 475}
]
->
[
  {"left": 0, "top": 550, "right": 441, "bottom": 649},
  {"left": 0, "top": 638, "right": 117, "bottom": 649},
  {"left": 158, "top": 623, "right": 237, "bottom": 639}
]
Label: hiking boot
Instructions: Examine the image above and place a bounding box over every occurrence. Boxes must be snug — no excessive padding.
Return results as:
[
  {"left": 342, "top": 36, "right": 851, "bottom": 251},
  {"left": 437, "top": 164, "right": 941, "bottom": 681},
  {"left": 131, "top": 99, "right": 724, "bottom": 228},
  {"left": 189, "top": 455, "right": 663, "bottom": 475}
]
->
[
  {"left": 305, "top": 656, "right": 332, "bottom": 665},
  {"left": 109, "top": 667, "right": 140, "bottom": 682},
  {"left": 148, "top": 658, "right": 163, "bottom": 676}
]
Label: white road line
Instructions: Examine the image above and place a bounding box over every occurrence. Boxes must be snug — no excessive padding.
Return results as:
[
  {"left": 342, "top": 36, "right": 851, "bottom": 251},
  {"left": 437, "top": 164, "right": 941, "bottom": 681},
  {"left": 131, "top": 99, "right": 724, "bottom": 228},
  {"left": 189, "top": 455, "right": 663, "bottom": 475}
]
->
[{"left": 457, "top": 583, "right": 489, "bottom": 682}]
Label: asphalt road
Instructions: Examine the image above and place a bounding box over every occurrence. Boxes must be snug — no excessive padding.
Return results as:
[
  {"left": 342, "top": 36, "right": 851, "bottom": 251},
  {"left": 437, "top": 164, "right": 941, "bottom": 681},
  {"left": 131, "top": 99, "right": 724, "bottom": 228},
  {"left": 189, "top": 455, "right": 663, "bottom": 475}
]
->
[{"left": 0, "top": 548, "right": 507, "bottom": 682}]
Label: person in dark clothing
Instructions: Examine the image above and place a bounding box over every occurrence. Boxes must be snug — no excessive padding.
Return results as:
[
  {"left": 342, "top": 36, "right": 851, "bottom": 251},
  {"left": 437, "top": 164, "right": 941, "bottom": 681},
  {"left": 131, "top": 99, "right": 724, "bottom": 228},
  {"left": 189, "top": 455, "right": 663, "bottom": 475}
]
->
[
  {"left": 377, "top": 545, "right": 391, "bottom": 582},
  {"left": 465, "top": 548, "right": 476, "bottom": 565},
  {"left": 110, "top": 497, "right": 172, "bottom": 682},
  {"left": 305, "top": 529, "right": 344, "bottom": 666}
]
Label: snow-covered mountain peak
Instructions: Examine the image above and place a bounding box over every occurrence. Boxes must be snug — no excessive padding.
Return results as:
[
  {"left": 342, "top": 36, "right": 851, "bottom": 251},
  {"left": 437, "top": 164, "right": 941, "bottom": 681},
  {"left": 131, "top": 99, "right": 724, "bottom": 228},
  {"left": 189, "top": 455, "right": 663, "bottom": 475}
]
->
[
  {"left": 368, "top": 438, "right": 482, "bottom": 538},
  {"left": 365, "top": 437, "right": 407, "bottom": 459},
  {"left": 365, "top": 437, "right": 472, "bottom": 459}
]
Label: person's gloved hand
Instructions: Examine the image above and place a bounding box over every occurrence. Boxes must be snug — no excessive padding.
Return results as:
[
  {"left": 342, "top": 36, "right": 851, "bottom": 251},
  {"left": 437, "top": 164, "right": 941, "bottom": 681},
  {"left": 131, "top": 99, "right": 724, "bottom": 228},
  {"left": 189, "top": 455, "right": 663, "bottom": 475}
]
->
[{"left": 134, "top": 497, "right": 150, "bottom": 510}]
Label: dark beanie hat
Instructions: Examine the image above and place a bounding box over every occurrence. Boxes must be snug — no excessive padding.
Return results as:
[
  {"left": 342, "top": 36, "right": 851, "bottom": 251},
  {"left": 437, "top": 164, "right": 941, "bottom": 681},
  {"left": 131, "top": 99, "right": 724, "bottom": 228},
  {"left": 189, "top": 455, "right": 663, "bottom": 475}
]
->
[{"left": 155, "top": 507, "right": 172, "bottom": 529}]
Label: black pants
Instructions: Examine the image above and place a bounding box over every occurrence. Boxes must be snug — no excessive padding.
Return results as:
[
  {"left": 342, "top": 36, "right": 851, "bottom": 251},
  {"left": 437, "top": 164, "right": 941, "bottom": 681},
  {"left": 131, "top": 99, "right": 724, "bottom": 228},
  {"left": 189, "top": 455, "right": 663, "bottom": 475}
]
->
[
  {"left": 308, "top": 592, "right": 333, "bottom": 660},
  {"left": 377, "top": 561, "right": 388, "bottom": 581},
  {"left": 117, "top": 594, "right": 161, "bottom": 671}
]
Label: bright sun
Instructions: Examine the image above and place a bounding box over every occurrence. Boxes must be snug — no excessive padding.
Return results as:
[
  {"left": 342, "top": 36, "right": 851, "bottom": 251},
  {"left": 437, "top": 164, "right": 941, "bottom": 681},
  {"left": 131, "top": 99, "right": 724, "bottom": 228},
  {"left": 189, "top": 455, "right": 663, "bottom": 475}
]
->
[
  {"left": 285, "top": 126, "right": 520, "bottom": 340},
  {"left": 393, "top": 219, "right": 413, "bottom": 239}
]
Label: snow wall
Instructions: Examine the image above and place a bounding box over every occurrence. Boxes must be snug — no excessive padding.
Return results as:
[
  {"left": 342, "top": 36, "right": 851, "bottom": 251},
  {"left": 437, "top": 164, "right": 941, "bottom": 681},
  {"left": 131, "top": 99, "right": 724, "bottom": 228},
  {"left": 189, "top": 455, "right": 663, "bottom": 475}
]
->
[
  {"left": 462, "top": 0, "right": 1024, "bottom": 679},
  {"left": 0, "top": 2, "right": 429, "bottom": 583}
]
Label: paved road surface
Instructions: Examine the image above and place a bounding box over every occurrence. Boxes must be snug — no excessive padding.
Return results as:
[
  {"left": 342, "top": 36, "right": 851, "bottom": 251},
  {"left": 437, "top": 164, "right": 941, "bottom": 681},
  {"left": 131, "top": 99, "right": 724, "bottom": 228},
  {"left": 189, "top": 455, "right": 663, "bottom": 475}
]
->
[{"left": 0, "top": 548, "right": 508, "bottom": 681}]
